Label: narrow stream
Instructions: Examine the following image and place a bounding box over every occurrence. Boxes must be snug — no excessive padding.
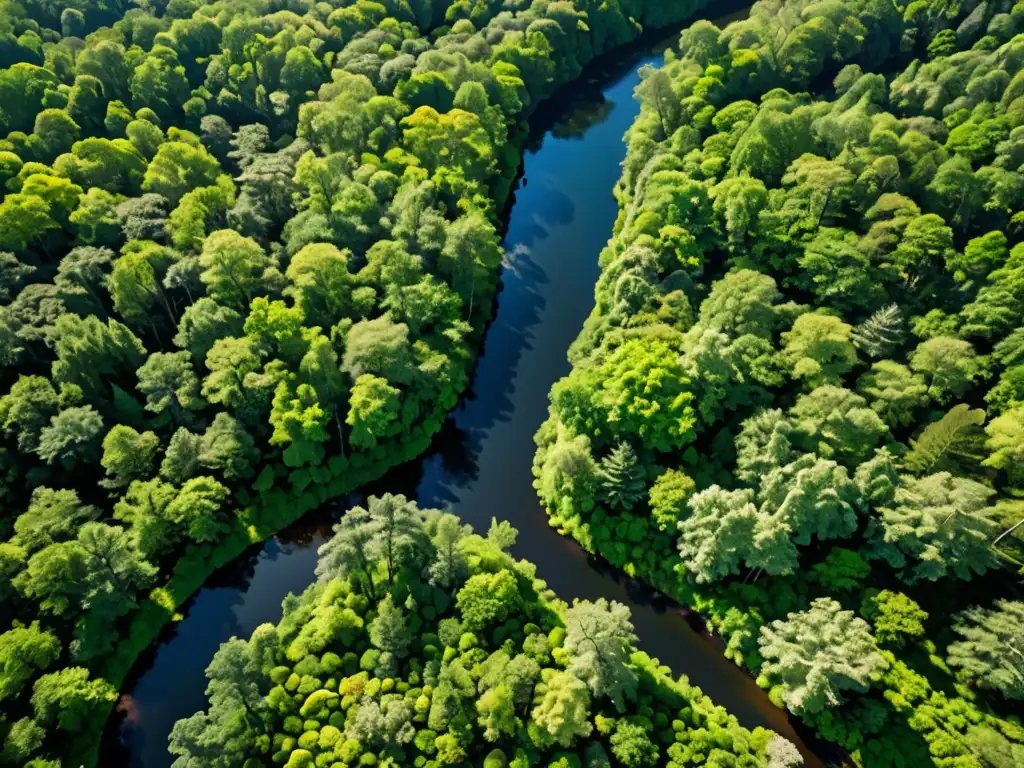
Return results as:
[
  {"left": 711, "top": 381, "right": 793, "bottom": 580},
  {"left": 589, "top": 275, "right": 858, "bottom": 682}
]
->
[{"left": 104, "top": 15, "right": 825, "bottom": 767}]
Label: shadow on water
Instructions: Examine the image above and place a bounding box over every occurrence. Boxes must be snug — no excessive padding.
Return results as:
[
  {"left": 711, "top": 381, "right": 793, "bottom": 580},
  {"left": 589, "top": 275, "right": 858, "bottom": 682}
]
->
[{"left": 103, "top": 5, "right": 833, "bottom": 766}]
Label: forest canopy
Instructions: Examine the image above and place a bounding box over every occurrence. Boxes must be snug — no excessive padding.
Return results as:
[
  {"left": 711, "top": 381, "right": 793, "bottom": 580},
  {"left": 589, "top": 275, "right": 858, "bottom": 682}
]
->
[
  {"left": 0, "top": 0, "right": 723, "bottom": 765},
  {"left": 535, "top": 1, "right": 1024, "bottom": 767},
  {"left": 171, "top": 498, "right": 800, "bottom": 768}
]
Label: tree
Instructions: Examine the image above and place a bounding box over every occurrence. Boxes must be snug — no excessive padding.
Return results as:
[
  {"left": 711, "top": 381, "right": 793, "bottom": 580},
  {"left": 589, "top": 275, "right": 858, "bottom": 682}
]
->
[
  {"left": 758, "top": 454, "right": 862, "bottom": 545},
  {"left": 609, "top": 719, "right": 658, "bottom": 768},
  {"left": 864, "top": 472, "right": 999, "bottom": 583},
  {"left": 13, "top": 487, "right": 98, "bottom": 553},
  {"left": 856, "top": 361, "right": 929, "bottom": 428},
  {"left": 947, "top": 601, "right": 1024, "bottom": 700},
  {"left": 910, "top": 336, "right": 985, "bottom": 404},
  {"left": 369, "top": 593, "right": 411, "bottom": 660},
  {"left": 161, "top": 428, "right": 201, "bottom": 485},
  {"left": 457, "top": 570, "right": 520, "bottom": 631},
  {"left": 765, "top": 735, "right": 804, "bottom": 768},
  {"left": 165, "top": 476, "right": 231, "bottom": 544},
  {"left": 860, "top": 590, "right": 927, "bottom": 648},
  {"left": 200, "top": 336, "right": 263, "bottom": 409},
  {"left": 316, "top": 504, "right": 379, "bottom": 599},
  {"left": 851, "top": 304, "right": 905, "bottom": 359},
  {"left": 269, "top": 379, "right": 329, "bottom": 467},
  {"left": 428, "top": 513, "right": 471, "bottom": 591},
  {"left": 0, "top": 375, "right": 60, "bottom": 453},
  {"left": 554, "top": 339, "right": 696, "bottom": 453},
  {"left": 678, "top": 486, "right": 760, "bottom": 583},
  {"left": 735, "top": 409, "right": 796, "bottom": 484},
  {"left": 904, "top": 404, "right": 986, "bottom": 475},
  {"left": 31, "top": 667, "right": 117, "bottom": 735},
  {"left": 285, "top": 243, "right": 353, "bottom": 327},
  {"left": 983, "top": 407, "right": 1024, "bottom": 492},
  {"left": 347, "top": 374, "right": 400, "bottom": 451},
  {"left": 36, "top": 406, "right": 103, "bottom": 469},
  {"left": 0, "top": 623, "right": 60, "bottom": 702},
  {"left": 758, "top": 598, "right": 888, "bottom": 715},
  {"left": 55, "top": 247, "right": 113, "bottom": 311},
  {"left": 51, "top": 315, "right": 146, "bottom": 401},
  {"left": 0, "top": 252, "right": 34, "bottom": 304},
  {"left": 137, "top": 351, "right": 205, "bottom": 423},
  {"left": 341, "top": 316, "right": 416, "bottom": 386},
  {"left": 647, "top": 468, "right": 695, "bottom": 534},
  {"left": 564, "top": 599, "right": 637, "bottom": 712},
  {"left": 529, "top": 670, "right": 592, "bottom": 748},
  {"left": 697, "top": 269, "right": 782, "bottom": 339},
  {"left": 595, "top": 442, "right": 645, "bottom": 512},
  {"left": 142, "top": 140, "right": 221, "bottom": 205},
  {"left": 100, "top": 425, "right": 160, "bottom": 489},
  {"left": 199, "top": 230, "right": 271, "bottom": 310},
  {"left": 789, "top": 386, "right": 888, "bottom": 466},
  {"left": 198, "top": 412, "right": 258, "bottom": 481},
  {"left": 781, "top": 313, "right": 859, "bottom": 388},
  {"left": 477, "top": 683, "right": 518, "bottom": 742},
  {"left": 174, "top": 298, "right": 244, "bottom": 364}
]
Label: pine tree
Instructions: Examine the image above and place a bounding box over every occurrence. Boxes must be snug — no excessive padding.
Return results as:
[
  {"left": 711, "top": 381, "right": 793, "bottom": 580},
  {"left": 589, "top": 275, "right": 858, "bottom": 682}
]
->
[
  {"left": 852, "top": 303, "right": 905, "bottom": 359},
  {"left": 596, "top": 442, "right": 645, "bottom": 511}
]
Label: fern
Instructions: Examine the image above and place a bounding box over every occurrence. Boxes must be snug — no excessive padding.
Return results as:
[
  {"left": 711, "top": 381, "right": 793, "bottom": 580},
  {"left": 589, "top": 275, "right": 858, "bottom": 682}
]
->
[
  {"left": 904, "top": 404, "right": 986, "bottom": 475},
  {"left": 852, "top": 304, "right": 905, "bottom": 359}
]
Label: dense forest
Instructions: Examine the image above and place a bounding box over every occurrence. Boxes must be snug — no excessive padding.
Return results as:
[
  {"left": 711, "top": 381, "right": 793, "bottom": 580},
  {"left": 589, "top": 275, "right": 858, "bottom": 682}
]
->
[
  {"left": 0, "top": 0, "right": 726, "bottom": 766},
  {"left": 172, "top": 499, "right": 802, "bottom": 768},
  {"left": 534, "top": 0, "right": 1024, "bottom": 766}
]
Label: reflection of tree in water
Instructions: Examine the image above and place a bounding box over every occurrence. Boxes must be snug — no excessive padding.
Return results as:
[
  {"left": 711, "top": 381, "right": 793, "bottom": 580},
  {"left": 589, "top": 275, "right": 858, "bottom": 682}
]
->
[{"left": 550, "top": 98, "right": 617, "bottom": 140}]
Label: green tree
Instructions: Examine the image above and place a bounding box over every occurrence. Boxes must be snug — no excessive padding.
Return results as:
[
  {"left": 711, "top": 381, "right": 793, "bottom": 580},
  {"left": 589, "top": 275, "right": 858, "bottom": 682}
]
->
[
  {"left": 595, "top": 442, "right": 645, "bottom": 512},
  {"left": 564, "top": 599, "right": 637, "bottom": 712},
  {"left": 864, "top": 472, "right": 999, "bottom": 583},
  {"left": 947, "top": 600, "right": 1024, "bottom": 700},
  {"left": 758, "top": 598, "right": 888, "bottom": 715},
  {"left": 856, "top": 361, "right": 929, "bottom": 428},
  {"left": 142, "top": 140, "right": 221, "bottom": 204},
  {"left": 529, "top": 670, "right": 592, "bottom": 748},
  {"left": 789, "top": 386, "right": 888, "bottom": 466},
  {"left": 347, "top": 374, "right": 400, "bottom": 451},
  {"left": 369, "top": 593, "right": 411, "bottom": 660},
  {"left": 910, "top": 336, "right": 985, "bottom": 404},
  {"left": 983, "top": 407, "right": 1024, "bottom": 492},
  {"left": 905, "top": 404, "right": 986, "bottom": 476},
  {"left": 678, "top": 486, "right": 759, "bottom": 583},
  {"left": 609, "top": 720, "right": 658, "bottom": 768},
  {"left": 428, "top": 512, "right": 471, "bottom": 591},
  {"left": 0, "top": 622, "right": 60, "bottom": 702},
  {"left": 100, "top": 424, "right": 160, "bottom": 489},
  {"left": 31, "top": 667, "right": 117, "bottom": 736},
  {"left": 137, "top": 351, "right": 205, "bottom": 423},
  {"left": 457, "top": 570, "right": 520, "bottom": 631},
  {"left": 861, "top": 590, "right": 928, "bottom": 648},
  {"left": 198, "top": 230, "right": 271, "bottom": 310},
  {"left": 781, "top": 313, "right": 858, "bottom": 388}
]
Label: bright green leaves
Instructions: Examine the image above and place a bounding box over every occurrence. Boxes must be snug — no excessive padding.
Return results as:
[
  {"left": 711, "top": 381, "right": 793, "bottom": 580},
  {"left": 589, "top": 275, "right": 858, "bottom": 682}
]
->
[
  {"left": 347, "top": 374, "right": 400, "bottom": 452},
  {"left": 758, "top": 598, "right": 887, "bottom": 716},
  {"left": 553, "top": 338, "right": 696, "bottom": 453}
]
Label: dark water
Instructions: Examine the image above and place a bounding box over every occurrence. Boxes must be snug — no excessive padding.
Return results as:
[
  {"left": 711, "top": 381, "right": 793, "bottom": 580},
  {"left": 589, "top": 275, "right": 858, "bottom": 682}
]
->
[{"left": 105, "top": 13, "right": 825, "bottom": 767}]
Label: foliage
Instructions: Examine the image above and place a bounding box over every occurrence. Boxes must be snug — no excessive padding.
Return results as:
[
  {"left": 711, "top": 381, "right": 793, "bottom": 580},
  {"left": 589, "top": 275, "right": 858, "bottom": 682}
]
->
[{"left": 173, "top": 509, "right": 780, "bottom": 768}]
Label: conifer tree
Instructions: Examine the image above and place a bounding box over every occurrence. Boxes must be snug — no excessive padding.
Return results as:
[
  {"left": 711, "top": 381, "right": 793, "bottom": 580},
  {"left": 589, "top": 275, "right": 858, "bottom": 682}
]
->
[{"left": 596, "top": 442, "right": 645, "bottom": 511}]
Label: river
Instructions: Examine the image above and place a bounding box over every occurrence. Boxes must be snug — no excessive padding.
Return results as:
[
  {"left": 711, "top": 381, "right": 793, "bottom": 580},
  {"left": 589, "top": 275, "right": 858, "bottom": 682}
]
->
[{"left": 103, "top": 13, "right": 826, "bottom": 767}]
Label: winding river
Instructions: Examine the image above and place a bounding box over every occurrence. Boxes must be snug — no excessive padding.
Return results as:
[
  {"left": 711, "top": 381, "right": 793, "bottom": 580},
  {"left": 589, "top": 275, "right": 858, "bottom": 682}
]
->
[{"left": 104, "top": 14, "right": 828, "bottom": 766}]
